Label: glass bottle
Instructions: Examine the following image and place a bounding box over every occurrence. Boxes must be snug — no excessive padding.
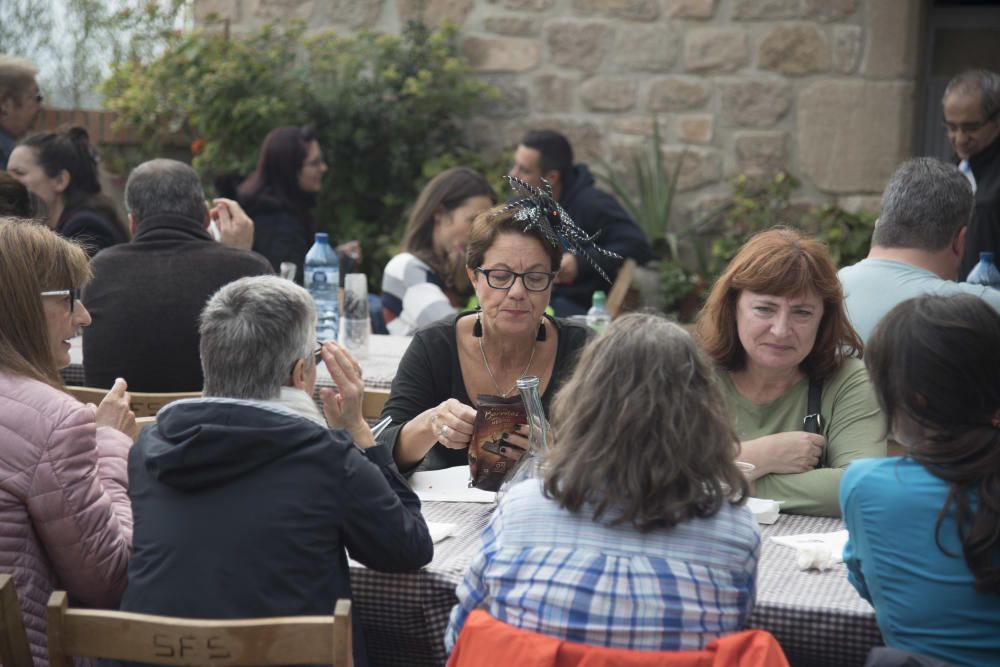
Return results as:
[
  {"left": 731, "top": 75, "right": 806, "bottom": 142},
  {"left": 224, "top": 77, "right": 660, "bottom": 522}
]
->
[{"left": 496, "top": 376, "right": 548, "bottom": 500}]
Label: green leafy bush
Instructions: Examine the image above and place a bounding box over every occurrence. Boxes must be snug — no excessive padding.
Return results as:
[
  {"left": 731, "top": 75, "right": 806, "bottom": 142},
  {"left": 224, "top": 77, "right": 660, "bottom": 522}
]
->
[
  {"left": 665, "top": 172, "right": 876, "bottom": 321},
  {"left": 102, "top": 19, "right": 494, "bottom": 284}
]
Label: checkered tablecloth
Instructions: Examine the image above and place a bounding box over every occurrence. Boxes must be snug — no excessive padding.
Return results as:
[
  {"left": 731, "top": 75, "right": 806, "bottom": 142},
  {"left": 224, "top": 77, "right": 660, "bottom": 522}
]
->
[{"left": 350, "top": 505, "right": 882, "bottom": 667}]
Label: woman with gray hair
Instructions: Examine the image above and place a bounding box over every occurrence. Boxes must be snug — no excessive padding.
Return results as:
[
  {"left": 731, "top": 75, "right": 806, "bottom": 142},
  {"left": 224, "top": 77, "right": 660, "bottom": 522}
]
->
[
  {"left": 446, "top": 313, "right": 759, "bottom": 652},
  {"left": 120, "top": 275, "right": 433, "bottom": 667}
]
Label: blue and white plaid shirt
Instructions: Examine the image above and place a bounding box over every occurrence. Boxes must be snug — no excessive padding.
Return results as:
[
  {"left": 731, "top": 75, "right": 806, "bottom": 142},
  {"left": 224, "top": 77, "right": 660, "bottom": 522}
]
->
[{"left": 445, "top": 479, "right": 760, "bottom": 652}]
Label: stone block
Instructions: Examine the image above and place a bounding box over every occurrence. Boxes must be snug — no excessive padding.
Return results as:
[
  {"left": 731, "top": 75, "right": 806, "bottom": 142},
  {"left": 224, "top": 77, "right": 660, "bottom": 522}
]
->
[
  {"left": 475, "top": 78, "right": 530, "bottom": 118},
  {"left": 571, "top": 0, "right": 659, "bottom": 21},
  {"left": 798, "top": 81, "right": 916, "bottom": 193},
  {"left": 802, "top": 0, "right": 857, "bottom": 22},
  {"left": 547, "top": 22, "right": 611, "bottom": 73},
  {"left": 612, "top": 117, "right": 656, "bottom": 136},
  {"left": 244, "top": 0, "right": 314, "bottom": 23},
  {"left": 759, "top": 23, "right": 829, "bottom": 76},
  {"left": 733, "top": 131, "right": 788, "bottom": 176},
  {"left": 307, "top": 0, "right": 380, "bottom": 28},
  {"left": 532, "top": 74, "right": 574, "bottom": 112},
  {"left": 484, "top": 16, "right": 538, "bottom": 36},
  {"left": 664, "top": 0, "right": 716, "bottom": 19},
  {"left": 862, "top": 0, "right": 920, "bottom": 78},
  {"left": 614, "top": 25, "right": 679, "bottom": 72},
  {"left": 463, "top": 35, "right": 541, "bottom": 73},
  {"left": 193, "top": 0, "right": 240, "bottom": 21},
  {"left": 732, "top": 0, "right": 798, "bottom": 20},
  {"left": 503, "top": 0, "right": 554, "bottom": 9},
  {"left": 396, "top": 0, "right": 473, "bottom": 27},
  {"left": 718, "top": 78, "right": 791, "bottom": 127},
  {"left": 649, "top": 77, "right": 710, "bottom": 111},
  {"left": 665, "top": 146, "right": 723, "bottom": 191},
  {"left": 837, "top": 195, "right": 881, "bottom": 214},
  {"left": 684, "top": 28, "right": 749, "bottom": 73},
  {"left": 832, "top": 25, "right": 862, "bottom": 74},
  {"left": 676, "top": 114, "right": 714, "bottom": 144},
  {"left": 580, "top": 77, "right": 637, "bottom": 112}
]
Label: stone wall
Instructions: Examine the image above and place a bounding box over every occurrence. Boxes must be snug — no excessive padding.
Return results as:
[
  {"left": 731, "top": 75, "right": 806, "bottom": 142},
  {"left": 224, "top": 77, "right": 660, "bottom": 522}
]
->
[{"left": 193, "top": 0, "right": 925, "bottom": 220}]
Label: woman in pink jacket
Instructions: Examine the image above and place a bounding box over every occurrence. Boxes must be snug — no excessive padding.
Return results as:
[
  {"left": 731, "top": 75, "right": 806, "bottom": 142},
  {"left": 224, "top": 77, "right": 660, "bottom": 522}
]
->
[{"left": 0, "top": 219, "right": 138, "bottom": 665}]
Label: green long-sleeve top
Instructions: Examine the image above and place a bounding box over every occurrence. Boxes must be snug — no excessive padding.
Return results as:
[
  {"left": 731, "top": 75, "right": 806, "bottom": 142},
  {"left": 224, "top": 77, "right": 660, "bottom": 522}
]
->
[{"left": 722, "top": 357, "right": 886, "bottom": 517}]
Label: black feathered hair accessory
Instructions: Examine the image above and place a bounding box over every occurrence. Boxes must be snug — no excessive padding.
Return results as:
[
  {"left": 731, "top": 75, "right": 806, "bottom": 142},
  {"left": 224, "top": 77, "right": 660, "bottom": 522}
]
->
[{"left": 501, "top": 175, "right": 621, "bottom": 284}]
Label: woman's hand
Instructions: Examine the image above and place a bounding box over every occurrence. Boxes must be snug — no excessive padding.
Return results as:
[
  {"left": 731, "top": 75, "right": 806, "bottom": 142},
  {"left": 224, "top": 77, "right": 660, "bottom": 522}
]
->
[
  {"left": 94, "top": 378, "right": 139, "bottom": 441},
  {"left": 430, "top": 398, "right": 477, "bottom": 450},
  {"left": 739, "top": 431, "right": 825, "bottom": 477},
  {"left": 318, "top": 341, "right": 373, "bottom": 448}
]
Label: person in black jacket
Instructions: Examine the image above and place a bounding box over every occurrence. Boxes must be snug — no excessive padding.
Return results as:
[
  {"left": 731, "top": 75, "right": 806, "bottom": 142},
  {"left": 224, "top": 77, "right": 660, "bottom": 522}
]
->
[
  {"left": 7, "top": 126, "right": 129, "bottom": 256},
  {"left": 943, "top": 70, "right": 1000, "bottom": 279},
  {"left": 238, "top": 125, "right": 359, "bottom": 284},
  {"left": 510, "top": 129, "right": 653, "bottom": 316},
  {"left": 82, "top": 159, "right": 272, "bottom": 392},
  {"left": 121, "top": 275, "right": 433, "bottom": 667}
]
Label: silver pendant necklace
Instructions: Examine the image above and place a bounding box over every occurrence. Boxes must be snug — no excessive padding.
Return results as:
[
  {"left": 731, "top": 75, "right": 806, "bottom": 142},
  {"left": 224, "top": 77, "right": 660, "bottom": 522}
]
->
[{"left": 479, "top": 335, "right": 536, "bottom": 398}]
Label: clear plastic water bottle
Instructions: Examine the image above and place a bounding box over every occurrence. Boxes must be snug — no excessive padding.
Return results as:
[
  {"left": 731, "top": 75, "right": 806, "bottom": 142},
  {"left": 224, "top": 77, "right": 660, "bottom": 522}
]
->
[
  {"left": 966, "top": 251, "right": 1000, "bottom": 289},
  {"left": 586, "top": 290, "right": 611, "bottom": 334},
  {"left": 304, "top": 233, "right": 340, "bottom": 342}
]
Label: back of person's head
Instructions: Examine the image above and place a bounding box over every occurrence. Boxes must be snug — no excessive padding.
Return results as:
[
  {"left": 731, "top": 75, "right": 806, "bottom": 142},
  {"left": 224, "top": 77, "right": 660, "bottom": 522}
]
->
[
  {"left": 199, "top": 275, "right": 315, "bottom": 401},
  {"left": 544, "top": 313, "right": 747, "bottom": 531},
  {"left": 125, "top": 158, "right": 206, "bottom": 224},
  {"left": 0, "top": 171, "right": 33, "bottom": 217},
  {"left": 0, "top": 54, "right": 37, "bottom": 104},
  {"left": 866, "top": 294, "right": 1000, "bottom": 594},
  {"left": 238, "top": 125, "right": 315, "bottom": 211},
  {"left": 943, "top": 69, "right": 1000, "bottom": 119},
  {"left": 696, "top": 227, "right": 861, "bottom": 378},
  {"left": 0, "top": 218, "right": 90, "bottom": 386},
  {"left": 19, "top": 126, "right": 127, "bottom": 236},
  {"left": 402, "top": 167, "right": 496, "bottom": 256},
  {"left": 520, "top": 129, "right": 574, "bottom": 182},
  {"left": 871, "top": 158, "right": 973, "bottom": 251}
]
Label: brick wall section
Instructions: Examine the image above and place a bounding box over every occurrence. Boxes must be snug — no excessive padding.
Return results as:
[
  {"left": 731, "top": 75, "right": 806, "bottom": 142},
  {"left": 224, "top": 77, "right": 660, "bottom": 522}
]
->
[{"left": 192, "top": 0, "right": 925, "bottom": 220}]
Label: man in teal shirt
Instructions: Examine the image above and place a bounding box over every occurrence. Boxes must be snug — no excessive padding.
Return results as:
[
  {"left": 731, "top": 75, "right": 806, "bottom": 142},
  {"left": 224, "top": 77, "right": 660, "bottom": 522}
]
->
[{"left": 839, "top": 157, "right": 1000, "bottom": 343}]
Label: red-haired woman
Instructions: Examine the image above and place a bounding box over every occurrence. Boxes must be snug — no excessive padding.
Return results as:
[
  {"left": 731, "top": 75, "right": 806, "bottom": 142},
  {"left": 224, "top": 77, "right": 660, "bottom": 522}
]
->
[{"left": 695, "top": 228, "right": 885, "bottom": 516}]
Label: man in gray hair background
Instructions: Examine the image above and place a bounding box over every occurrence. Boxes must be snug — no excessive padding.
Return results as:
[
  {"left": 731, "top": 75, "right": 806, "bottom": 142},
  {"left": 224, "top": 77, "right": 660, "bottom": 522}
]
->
[
  {"left": 0, "top": 55, "right": 42, "bottom": 169},
  {"left": 838, "top": 157, "right": 1000, "bottom": 344},
  {"left": 120, "top": 275, "right": 433, "bottom": 667},
  {"left": 83, "top": 158, "right": 272, "bottom": 392},
  {"left": 942, "top": 69, "right": 1000, "bottom": 278}
]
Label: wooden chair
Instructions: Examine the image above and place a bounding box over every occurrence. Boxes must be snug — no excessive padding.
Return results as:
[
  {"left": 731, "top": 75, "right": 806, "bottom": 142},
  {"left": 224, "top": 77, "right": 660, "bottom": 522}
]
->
[
  {"left": 64, "top": 386, "right": 201, "bottom": 417},
  {"left": 606, "top": 258, "right": 639, "bottom": 319},
  {"left": 362, "top": 388, "right": 390, "bottom": 421},
  {"left": 0, "top": 575, "right": 32, "bottom": 667},
  {"left": 47, "top": 592, "right": 352, "bottom": 667}
]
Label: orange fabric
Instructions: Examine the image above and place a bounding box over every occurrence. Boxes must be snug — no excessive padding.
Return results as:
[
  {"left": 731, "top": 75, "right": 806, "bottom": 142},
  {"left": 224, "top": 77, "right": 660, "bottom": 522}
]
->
[{"left": 447, "top": 610, "right": 790, "bottom": 667}]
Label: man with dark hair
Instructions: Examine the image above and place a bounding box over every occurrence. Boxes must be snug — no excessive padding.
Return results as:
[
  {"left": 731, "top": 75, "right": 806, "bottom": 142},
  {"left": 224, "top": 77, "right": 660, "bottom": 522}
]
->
[
  {"left": 942, "top": 69, "right": 1000, "bottom": 278},
  {"left": 83, "top": 159, "right": 271, "bottom": 391},
  {"left": 0, "top": 55, "right": 42, "bottom": 169},
  {"left": 511, "top": 129, "right": 652, "bottom": 316},
  {"left": 838, "top": 157, "right": 1000, "bottom": 343}
]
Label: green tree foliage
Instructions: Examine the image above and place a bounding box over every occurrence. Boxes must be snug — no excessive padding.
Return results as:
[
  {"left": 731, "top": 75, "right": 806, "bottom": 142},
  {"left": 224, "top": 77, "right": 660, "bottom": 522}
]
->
[{"left": 102, "top": 19, "right": 494, "bottom": 283}]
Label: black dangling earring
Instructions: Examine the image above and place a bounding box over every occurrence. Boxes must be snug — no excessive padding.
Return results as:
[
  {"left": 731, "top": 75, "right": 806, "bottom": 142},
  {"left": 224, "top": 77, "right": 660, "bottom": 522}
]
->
[
  {"left": 473, "top": 308, "right": 483, "bottom": 338},
  {"left": 536, "top": 318, "right": 546, "bottom": 341}
]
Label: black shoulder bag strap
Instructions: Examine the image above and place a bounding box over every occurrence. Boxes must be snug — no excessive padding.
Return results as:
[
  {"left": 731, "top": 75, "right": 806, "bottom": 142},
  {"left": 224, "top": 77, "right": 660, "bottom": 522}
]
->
[
  {"left": 804, "top": 376, "right": 825, "bottom": 467},
  {"left": 803, "top": 377, "right": 823, "bottom": 435}
]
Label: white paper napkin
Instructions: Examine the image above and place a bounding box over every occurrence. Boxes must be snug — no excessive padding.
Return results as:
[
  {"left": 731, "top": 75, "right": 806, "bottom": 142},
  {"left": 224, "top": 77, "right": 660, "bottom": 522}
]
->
[
  {"left": 771, "top": 530, "right": 849, "bottom": 570},
  {"left": 409, "top": 466, "right": 496, "bottom": 503},
  {"left": 426, "top": 521, "right": 457, "bottom": 544},
  {"left": 746, "top": 497, "right": 781, "bottom": 524}
]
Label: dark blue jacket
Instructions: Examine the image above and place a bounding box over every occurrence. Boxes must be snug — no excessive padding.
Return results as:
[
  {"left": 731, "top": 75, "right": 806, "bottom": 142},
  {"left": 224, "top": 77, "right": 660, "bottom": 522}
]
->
[
  {"left": 557, "top": 164, "right": 653, "bottom": 310},
  {"left": 121, "top": 396, "right": 434, "bottom": 667}
]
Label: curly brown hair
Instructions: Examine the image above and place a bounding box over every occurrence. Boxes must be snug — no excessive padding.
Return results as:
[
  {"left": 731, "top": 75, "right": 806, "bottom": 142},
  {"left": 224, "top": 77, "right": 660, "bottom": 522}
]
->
[
  {"left": 544, "top": 313, "right": 748, "bottom": 531},
  {"left": 695, "top": 227, "right": 862, "bottom": 378}
]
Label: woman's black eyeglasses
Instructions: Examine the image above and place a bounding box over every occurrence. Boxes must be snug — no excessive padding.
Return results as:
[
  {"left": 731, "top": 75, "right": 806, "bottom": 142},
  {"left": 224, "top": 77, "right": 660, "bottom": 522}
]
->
[
  {"left": 475, "top": 267, "right": 556, "bottom": 292},
  {"left": 40, "top": 289, "right": 80, "bottom": 312}
]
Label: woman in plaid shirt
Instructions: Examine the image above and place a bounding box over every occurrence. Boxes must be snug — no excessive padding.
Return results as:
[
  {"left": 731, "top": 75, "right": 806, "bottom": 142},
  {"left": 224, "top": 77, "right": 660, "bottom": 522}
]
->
[{"left": 446, "top": 313, "right": 760, "bottom": 652}]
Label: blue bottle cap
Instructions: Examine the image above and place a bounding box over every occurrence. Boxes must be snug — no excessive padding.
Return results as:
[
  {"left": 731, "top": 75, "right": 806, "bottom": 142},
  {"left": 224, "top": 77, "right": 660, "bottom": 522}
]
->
[
  {"left": 980, "top": 251, "right": 994, "bottom": 263},
  {"left": 315, "top": 232, "right": 329, "bottom": 243}
]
